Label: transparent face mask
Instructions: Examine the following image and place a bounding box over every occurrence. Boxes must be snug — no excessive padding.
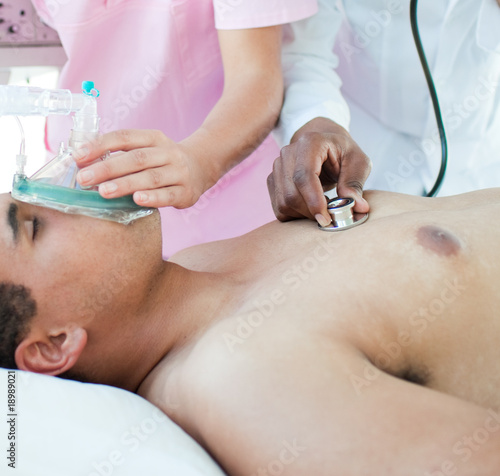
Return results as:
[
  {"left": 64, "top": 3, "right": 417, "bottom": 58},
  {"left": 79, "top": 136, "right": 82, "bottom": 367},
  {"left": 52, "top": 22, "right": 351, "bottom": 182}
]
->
[
  {"left": 11, "top": 151, "right": 153, "bottom": 225},
  {"left": 2, "top": 82, "right": 154, "bottom": 225}
]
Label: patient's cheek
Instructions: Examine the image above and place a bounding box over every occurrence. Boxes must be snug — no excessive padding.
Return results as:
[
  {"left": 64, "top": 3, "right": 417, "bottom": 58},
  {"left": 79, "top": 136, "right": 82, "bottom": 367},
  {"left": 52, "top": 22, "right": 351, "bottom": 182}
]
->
[{"left": 416, "top": 225, "right": 461, "bottom": 257}]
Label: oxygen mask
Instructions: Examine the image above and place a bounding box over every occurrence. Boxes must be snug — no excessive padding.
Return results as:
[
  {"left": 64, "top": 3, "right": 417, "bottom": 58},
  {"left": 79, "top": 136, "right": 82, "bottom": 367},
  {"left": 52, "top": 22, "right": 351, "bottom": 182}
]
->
[{"left": 1, "top": 82, "right": 153, "bottom": 224}]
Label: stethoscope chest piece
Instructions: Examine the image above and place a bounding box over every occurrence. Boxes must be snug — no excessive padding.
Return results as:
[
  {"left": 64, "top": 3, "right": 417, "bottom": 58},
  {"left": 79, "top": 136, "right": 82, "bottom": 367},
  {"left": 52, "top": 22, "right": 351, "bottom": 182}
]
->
[{"left": 318, "top": 197, "right": 369, "bottom": 232}]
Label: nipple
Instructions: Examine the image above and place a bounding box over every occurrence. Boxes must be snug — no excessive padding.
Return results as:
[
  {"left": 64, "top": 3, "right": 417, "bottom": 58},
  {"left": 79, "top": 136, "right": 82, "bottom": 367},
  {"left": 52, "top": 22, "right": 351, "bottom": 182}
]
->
[{"left": 416, "top": 225, "right": 461, "bottom": 257}]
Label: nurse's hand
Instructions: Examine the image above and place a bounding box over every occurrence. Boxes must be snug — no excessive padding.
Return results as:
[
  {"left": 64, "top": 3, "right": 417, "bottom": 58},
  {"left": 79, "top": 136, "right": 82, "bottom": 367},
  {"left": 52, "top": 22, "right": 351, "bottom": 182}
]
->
[
  {"left": 267, "top": 117, "right": 372, "bottom": 226},
  {"left": 74, "top": 129, "right": 214, "bottom": 209}
]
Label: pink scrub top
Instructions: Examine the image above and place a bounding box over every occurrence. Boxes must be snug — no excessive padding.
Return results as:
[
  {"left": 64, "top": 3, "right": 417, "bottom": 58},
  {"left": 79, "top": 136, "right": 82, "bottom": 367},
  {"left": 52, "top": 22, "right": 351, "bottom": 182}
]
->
[{"left": 31, "top": 0, "right": 318, "bottom": 258}]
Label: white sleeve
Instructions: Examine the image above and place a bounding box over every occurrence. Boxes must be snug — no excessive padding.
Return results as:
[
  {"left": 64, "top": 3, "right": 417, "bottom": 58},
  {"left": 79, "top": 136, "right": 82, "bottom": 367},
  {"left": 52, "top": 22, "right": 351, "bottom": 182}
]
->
[{"left": 273, "top": 0, "right": 351, "bottom": 147}]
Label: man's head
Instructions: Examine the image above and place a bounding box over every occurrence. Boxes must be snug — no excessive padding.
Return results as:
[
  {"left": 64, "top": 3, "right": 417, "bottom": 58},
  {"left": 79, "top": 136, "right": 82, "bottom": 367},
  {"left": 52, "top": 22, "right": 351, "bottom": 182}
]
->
[{"left": 0, "top": 193, "right": 163, "bottom": 384}]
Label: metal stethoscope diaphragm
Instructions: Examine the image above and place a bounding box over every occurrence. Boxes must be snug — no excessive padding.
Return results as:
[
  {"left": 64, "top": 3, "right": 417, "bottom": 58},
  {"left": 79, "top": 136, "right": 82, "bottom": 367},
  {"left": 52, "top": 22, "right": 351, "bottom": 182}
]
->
[{"left": 318, "top": 197, "right": 369, "bottom": 232}]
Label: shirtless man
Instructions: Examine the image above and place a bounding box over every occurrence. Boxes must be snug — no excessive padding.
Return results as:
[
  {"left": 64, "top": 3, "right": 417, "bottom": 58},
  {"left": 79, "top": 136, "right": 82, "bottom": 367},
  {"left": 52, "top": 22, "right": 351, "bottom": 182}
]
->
[{"left": 1, "top": 188, "right": 499, "bottom": 475}]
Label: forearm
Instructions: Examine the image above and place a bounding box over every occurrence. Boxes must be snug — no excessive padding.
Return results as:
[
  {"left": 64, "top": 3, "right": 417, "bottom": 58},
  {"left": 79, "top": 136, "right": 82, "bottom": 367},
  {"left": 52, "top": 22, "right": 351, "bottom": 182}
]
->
[
  {"left": 180, "top": 25, "right": 283, "bottom": 190},
  {"left": 274, "top": 0, "right": 350, "bottom": 147},
  {"left": 180, "top": 70, "right": 283, "bottom": 188}
]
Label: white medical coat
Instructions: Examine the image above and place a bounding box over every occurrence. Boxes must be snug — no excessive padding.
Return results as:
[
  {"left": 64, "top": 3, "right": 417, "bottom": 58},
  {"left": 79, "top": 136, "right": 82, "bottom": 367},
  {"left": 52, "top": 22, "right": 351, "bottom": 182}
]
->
[{"left": 276, "top": 0, "right": 500, "bottom": 196}]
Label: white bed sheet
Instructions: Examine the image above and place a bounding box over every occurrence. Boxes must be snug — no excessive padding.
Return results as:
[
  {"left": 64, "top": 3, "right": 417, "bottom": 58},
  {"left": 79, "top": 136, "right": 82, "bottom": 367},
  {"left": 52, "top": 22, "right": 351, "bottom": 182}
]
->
[{"left": 0, "top": 369, "right": 225, "bottom": 475}]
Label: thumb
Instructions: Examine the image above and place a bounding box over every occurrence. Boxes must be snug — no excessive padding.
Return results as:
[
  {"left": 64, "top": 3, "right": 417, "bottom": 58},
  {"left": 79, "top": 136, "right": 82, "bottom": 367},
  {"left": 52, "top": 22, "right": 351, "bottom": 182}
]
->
[{"left": 336, "top": 153, "right": 372, "bottom": 213}]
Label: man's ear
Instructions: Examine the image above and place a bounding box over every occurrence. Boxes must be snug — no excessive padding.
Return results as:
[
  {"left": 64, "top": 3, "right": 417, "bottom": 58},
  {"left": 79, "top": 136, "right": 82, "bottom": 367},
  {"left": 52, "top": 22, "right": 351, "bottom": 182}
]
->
[{"left": 14, "top": 326, "right": 87, "bottom": 376}]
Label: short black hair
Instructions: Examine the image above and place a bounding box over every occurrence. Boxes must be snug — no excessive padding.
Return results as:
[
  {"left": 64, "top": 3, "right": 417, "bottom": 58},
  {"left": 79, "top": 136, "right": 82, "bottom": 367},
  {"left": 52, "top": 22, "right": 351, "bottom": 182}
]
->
[{"left": 0, "top": 282, "right": 37, "bottom": 369}]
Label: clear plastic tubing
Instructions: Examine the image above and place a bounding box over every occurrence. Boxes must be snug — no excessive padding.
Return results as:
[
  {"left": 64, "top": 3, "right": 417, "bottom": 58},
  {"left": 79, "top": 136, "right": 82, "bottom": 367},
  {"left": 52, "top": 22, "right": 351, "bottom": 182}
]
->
[{"left": 0, "top": 85, "right": 88, "bottom": 117}]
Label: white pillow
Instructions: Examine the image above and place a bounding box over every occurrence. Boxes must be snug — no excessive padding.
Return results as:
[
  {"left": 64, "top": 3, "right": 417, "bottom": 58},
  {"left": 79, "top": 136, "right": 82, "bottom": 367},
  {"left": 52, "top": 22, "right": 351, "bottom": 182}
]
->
[{"left": 0, "top": 369, "right": 225, "bottom": 475}]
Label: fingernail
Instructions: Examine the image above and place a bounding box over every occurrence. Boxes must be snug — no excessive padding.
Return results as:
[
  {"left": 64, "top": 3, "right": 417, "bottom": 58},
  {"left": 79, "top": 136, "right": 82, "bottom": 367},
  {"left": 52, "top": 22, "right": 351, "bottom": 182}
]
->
[
  {"left": 100, "top": 182, "right": 118, "bottom": 195},
  {"left": 135, "top": 192, "right": 149, "bottom": 203},
  {"left": 73, "top": 146, "right": 89, "bottom": 160},
  {"left": 77, "top": 169, "right": 94, "bottom": 184},
  {"left": 315, "top": 213, "right": 331, "bottom": 227}
]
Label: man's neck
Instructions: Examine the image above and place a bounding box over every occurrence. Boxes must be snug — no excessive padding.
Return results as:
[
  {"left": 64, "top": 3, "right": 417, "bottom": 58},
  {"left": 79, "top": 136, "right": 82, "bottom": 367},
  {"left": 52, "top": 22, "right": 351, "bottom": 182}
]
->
[{"left": 98, "top": 261, "right": 241, "bottom": 392}]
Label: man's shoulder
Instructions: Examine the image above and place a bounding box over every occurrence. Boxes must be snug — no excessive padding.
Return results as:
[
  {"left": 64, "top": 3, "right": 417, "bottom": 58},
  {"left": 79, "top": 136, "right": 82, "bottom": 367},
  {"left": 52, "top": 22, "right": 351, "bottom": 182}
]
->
[{"left": 169, "top": 218, "right": 322, "bottom": 274}]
